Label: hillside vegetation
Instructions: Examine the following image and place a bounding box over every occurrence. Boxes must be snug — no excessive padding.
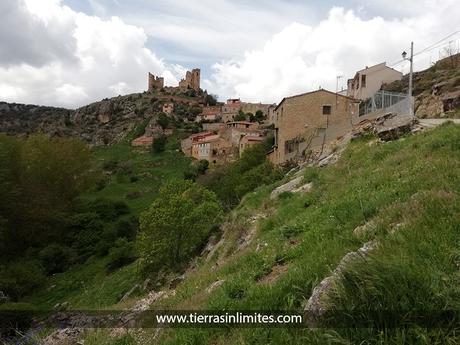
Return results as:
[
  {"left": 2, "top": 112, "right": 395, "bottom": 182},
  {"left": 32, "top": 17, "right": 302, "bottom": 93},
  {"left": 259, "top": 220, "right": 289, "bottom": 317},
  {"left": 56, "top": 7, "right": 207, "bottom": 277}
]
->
[{"left": 83, "top": 122, "right": 460, "bottom": 345}]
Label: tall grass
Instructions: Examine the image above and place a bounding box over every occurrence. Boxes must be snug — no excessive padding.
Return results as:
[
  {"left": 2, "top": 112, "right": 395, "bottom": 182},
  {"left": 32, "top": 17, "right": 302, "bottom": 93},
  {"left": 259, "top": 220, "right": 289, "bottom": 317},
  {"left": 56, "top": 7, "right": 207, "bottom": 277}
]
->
[{"left": 153, "top": 123, "right": 460, "bottom": 344}]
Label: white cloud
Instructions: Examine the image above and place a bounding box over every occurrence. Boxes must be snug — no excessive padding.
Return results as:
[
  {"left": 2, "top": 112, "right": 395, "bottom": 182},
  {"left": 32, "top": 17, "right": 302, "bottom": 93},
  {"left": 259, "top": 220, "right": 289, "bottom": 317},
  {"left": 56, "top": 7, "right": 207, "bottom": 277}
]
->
[
  {"left": 0, "top": 0, "right": 184, "bottom": 108},
  {"left": 208, "top": 1, "right": 459, "bottom": 103},
  {"left": 1, "top": 0, "right": 459, "bottom": 108}
]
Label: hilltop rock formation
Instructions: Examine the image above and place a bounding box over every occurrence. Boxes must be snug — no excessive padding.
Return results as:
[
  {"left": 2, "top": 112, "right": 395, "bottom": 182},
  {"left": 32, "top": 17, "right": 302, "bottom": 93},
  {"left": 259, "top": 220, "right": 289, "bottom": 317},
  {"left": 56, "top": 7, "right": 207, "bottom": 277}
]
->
[{"left": 0, "top": 89, "right": 205, "bottom": 146}]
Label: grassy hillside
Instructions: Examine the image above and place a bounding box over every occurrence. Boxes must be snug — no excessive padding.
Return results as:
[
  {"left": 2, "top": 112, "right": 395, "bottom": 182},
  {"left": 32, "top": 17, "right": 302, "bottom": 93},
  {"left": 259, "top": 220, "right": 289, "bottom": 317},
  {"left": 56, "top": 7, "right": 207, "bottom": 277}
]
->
[
  {"left": 90, "top": 134, "right": 192, "bottom": 215},
  {"left": 23, "top": 134, "right": 192, "bottom": 310},
  {"left": 87, "top": 122, "right": 460, "bottom": 345}
]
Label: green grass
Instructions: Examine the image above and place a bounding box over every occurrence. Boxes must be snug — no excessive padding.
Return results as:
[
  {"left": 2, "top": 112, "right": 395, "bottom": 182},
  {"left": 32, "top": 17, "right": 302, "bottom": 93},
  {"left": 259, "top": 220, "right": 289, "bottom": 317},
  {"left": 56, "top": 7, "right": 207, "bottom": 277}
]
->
[
  {"left": 89, "top": 135, "right": 192, "bottom": 215},
  {"left": 25, "top": 257, "right": 140, "bottom": 310},
  {"left": 135, "top": 123, "right": 460, "bottom": 345}
]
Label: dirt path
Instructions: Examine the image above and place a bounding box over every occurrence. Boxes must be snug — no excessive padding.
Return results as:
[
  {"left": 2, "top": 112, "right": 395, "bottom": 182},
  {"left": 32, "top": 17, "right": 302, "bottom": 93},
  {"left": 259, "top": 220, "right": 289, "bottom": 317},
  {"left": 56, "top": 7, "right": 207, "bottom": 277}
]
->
[{"left": 418, "top": 118, "right": 460, "bottom": 127}]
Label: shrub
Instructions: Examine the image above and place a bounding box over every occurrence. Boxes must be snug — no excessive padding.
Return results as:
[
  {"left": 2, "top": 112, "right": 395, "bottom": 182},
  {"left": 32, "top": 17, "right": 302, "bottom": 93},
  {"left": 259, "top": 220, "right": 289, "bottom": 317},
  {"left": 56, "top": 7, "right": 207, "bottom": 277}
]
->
[
  {"left": 0, "top": 261, "right": 46, "bottom": 300},
  {"left": 39, "top": 244, "right": 75, "bottom": 274},
  {"left": 201, "top": 145, "right": 283, "bottom": 209},
  {"left": 125, "top": 191, "right": 142, "bottom": 199},
  {"left": 157, "top": 113, "right": 169, "bottom": 130},
  {"left": 152, "top": 136, "right": 167, "bottom": 153},
  {"left": 196, "top": 160, "right": 209, "bottom": 174},
  {"left": 106, "top": 239, "right": 136, "bottom": 271},
  {"left": 67, "top": 212, "right": 104, "bottom": 258},
  {"left": 116, "top": 217, "right": 139, "bottom": 240},
  {"left": 102, "top": 159, "right": 118, "bottom": 172},
  {"left": 95, "top": 228, "right": 119, "bottom": 256},
  {"left": 183, "top": 169, "right": 198, "bottom": 181},
  {"left": 234, "top": 110, "right": 246, "bottom": 121},
  {"left": 85, "top": 199, "right": 130, "bottom": 220}
]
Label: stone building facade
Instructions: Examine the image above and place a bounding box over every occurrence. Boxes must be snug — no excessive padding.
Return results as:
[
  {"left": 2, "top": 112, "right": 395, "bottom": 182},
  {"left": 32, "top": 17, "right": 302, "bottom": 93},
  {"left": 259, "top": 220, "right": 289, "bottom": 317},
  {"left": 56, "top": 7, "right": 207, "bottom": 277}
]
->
[
  {"left": 181, "top": 121, "right": 263, "bottom": 164},
  {"left": 347, "top": 63, "right": 402, "bottom": 100},
  {"left": 148, "top": 73, "right": 164, "bottom": 91},
  {"left": 269, "top": 89, "right": 359, "bottom": 165}
]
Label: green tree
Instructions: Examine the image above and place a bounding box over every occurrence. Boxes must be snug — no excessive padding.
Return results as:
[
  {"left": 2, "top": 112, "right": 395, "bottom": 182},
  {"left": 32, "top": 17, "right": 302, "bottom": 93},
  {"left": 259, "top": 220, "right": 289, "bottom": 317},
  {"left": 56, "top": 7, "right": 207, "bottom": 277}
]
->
[
  {"left": 234, "top": 110, "right": 247, "bottom": 121},
  {"left": 199, "top": 143, "right": 282, "bottom": 209},
  {"left": 205, "top": 94, "right": 218, "bottom": 106},
  {"left": 138, "top": 180, "right": 222, "bottom": 272},
  {"left": 157, "top": 112, "right": 169, "bottom": 130},
  {"left": 0, "top": 135, "right": 97, "bottom": 258},
  {"left": 255, "top": 110, "right": 265, "bottom": 122},
  {"left": 152, "top": 135, "right": 167, "bottom": 153},
  {"left": 190, "top": 106, "right": 203, "bottom": 116}
]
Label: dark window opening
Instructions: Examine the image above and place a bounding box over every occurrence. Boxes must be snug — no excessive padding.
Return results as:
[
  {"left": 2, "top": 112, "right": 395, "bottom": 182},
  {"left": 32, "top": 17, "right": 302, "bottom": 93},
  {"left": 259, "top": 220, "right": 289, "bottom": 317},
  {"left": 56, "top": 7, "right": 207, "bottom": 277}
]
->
[
  {"left": 322, "top": 105, "right": 332, "bottom": 115},
  {"left": 361, "top": 74, "right": 366, "bottom": 88}
]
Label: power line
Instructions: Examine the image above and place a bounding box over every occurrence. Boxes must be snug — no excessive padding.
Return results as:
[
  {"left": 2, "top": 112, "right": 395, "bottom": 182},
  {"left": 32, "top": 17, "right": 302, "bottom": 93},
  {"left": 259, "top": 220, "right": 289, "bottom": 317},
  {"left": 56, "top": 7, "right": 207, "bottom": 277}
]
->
[
  {"left": 388, "top": 28, "right": 460, "bottom": 67},
  {"left": 414, "top": 29, "right": 460, "bottom": 56}
]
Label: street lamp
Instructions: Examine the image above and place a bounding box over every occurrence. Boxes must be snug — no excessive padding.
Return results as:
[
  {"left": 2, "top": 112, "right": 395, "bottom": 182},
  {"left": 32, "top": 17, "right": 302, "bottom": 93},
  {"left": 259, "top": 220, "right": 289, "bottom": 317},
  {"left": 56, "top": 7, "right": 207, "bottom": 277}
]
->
[{"left": 402, "top": 42, "right": 414, "bottom": 116}]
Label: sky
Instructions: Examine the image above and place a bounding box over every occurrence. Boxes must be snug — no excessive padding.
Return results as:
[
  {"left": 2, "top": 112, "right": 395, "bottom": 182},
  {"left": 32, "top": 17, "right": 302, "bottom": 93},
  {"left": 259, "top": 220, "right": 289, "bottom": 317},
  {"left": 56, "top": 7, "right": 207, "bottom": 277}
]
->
[{"left": 0, "top": 0, "right": 459, "bottom": 109}]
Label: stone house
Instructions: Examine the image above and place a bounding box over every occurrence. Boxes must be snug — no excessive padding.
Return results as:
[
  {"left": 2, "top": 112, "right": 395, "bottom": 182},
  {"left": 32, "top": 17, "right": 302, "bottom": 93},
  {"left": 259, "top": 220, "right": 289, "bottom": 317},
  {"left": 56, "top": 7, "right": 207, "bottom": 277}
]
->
[
  {"left": 181, "top": 120, "right": 263, "bottom": 164},
  {"left": 132, "top": 135, "right": 153, "bottom": 147},
  {"left": 190, "top": 134, "right": 233, "bottom": 164},
  {"left": 267, "top": 104, "right": 277, "bottom": 125},
  {"left": 162, "top": 102, "right": 174, "bottom": 114},
  {"left": 220, "top": 122, "right": 260, "bottom": 146},
  {"left": 225, "top": 121, "right": 258, "bottom": 130},
  {"left": 239, "top": 135, "right": 264, "bottom": 157},
  {"left": 196, "top": 105, "right": 222, "bottom": 122},
  {"left": 221, "top": 99, "right": 243, "bottom": 122},
  {"left": 268, "top": 89, "right": 359, "bottom": 165},
  {"left": 202, "top": 122, "right": 224, "bottom": 132},
  {"left": 181, "top": 131, "right": 214, "bottom": 157},
  {"left": 347, "top": 62, "right": 402, "bottom": 100},
  {"left": 240, "top": 102, "right": 273, "bottom": 117}
]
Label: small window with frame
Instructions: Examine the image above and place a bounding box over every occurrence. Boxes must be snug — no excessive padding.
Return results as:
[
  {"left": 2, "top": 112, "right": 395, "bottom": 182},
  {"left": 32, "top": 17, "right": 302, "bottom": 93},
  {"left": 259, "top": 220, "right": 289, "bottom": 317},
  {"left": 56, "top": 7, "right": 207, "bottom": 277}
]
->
[{"left": 322, "top": 105, "right": 332, "bottom": 115}]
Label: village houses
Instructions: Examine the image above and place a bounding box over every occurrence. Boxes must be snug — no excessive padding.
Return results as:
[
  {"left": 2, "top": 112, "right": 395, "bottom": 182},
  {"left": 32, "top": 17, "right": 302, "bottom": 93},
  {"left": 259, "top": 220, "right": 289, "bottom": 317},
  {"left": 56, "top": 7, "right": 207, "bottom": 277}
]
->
[
  {"left": 152, "top": 61, "right": 403, "bottom": 166},
  {"left": 347, "top": 62, "right": 402, "bottom": 100},
  {"left": 181, "top": 121, "right": 264, "bottom": 164}
]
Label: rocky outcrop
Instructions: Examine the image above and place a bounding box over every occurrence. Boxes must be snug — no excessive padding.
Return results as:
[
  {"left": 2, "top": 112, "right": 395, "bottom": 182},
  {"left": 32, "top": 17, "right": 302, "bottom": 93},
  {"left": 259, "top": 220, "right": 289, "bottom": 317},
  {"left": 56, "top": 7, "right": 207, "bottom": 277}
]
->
[
  {"left": 415, "top": 94, "right": 444, "bottom": 118},
  {"left": 0, "top": 91, "right": 204, "bottom": 146},
  {"left": 270, "top": 176, "right": 304, "bottom": 199},
  {"left": 304, "top": 241, "right": 378, "bottom": 325}
]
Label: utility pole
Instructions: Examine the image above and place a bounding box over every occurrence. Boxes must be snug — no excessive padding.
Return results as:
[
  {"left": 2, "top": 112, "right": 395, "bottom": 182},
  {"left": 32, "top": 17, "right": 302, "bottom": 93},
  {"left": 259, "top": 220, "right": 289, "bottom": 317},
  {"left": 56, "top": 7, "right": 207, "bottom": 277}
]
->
[
  {"left": 402, "top": 42, "right": 414, "bottom": 116},
  {"left": 335, "top": 75, "right": 343, "bottom": 107}
]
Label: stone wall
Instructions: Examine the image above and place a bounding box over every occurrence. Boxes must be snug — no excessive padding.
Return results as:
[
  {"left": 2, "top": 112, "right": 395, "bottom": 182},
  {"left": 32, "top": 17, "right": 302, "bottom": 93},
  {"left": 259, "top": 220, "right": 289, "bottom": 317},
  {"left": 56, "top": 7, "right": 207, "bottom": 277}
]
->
[
  {"left": 179, "top": 68, "right": 201, "bottom": 91},
  {"left": 148, "top": 73, "right": 164, "bottom": 91},
  {"left": 272, "top": 90, "right": 359, "bottom": 165}
]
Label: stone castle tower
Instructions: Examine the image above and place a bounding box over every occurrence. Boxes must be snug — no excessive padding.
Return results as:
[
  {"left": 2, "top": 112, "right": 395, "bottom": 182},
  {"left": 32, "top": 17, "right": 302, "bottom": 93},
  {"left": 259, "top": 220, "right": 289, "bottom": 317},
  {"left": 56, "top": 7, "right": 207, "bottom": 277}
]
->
[
  {"left": 179, "top": 68, "right": 200, "bottom": 92},
  {"left": 148, "top": 73, "right": 164, "bottom": 92}
]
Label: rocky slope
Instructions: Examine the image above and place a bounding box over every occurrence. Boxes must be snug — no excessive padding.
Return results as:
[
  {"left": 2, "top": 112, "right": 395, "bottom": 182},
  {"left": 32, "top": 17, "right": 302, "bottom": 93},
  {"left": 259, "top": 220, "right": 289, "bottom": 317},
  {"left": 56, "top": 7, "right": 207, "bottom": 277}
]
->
[
  {"left": 0, "top": 89, "right": 205, "bottom": 145},
  {"left": 383, "top": 53, "right": 460, "bottom": 118}
]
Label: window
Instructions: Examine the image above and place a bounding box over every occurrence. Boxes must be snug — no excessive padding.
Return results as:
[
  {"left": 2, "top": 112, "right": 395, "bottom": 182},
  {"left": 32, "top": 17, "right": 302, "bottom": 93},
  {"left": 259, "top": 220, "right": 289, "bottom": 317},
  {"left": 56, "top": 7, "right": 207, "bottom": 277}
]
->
[
  {"left": 322, "top": 105, "right": 332, "bottom": 115},
  {"left": 361, "top": 74, "right": 366, "bottom": 88}
]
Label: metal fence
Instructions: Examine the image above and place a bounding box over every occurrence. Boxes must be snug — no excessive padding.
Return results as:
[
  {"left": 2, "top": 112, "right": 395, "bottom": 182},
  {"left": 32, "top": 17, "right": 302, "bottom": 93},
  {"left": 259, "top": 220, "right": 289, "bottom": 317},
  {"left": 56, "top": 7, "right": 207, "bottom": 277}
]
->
[{"left": 359, "top": 90, "right": 413, "bottom": 117}]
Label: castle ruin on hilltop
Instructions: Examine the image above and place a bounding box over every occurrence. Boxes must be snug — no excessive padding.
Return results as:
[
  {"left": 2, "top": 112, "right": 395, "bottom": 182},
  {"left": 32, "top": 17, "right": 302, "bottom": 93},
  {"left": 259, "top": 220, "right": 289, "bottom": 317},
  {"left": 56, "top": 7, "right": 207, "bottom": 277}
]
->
[
  {"left": 148, "top": 73, "right": 164, "bottom": 91},
  {"left": 148, "top": 68, "right": 200, "bottom": 93},
  {"left": 179, "top": 68, "right": 200, "bottom": 92}
]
